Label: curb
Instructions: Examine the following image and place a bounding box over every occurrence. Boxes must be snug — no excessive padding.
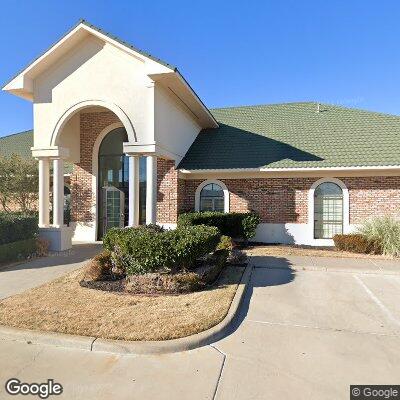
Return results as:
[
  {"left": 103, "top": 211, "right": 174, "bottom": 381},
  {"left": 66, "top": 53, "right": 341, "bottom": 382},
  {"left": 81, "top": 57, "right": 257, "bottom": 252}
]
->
[
  {"left": 0, "top": 264, "right": 252, "bottom": 355},
  {"left": 0, "top": 325, "right": 95, "bottom": 351}
]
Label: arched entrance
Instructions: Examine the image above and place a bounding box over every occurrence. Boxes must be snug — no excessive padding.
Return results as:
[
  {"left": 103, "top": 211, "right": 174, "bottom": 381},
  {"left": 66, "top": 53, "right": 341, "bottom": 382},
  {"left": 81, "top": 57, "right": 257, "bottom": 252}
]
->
[{"left": 97, "top": 127, "right": 147, "bottom": 238}]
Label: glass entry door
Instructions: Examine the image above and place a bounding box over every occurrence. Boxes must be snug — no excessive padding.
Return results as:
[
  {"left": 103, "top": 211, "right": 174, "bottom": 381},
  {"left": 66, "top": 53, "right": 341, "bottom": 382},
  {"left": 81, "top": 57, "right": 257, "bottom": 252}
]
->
[
  {"left": 103, "top": 186, "right": 125, "bottom": 234},
  {"left": 97, "top": 127, "right": 129, "bottom": 239}
]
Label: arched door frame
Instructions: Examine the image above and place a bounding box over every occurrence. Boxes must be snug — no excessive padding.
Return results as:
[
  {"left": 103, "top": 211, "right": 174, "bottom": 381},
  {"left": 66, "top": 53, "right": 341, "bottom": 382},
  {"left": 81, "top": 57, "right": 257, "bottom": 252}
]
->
[
  {"left": 92, "top": 122, "right": 126, "bottom": 240},
  {"left": 50, "top": 99, "right": 136, "bottom": 146}
]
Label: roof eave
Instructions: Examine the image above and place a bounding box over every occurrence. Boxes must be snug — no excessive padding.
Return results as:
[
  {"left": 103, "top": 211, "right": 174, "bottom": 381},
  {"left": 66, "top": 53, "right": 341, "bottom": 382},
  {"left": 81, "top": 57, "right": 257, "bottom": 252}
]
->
[
  {"left": 179, "top": 165, "right": 400, "bottom": 174},
  {"left": 174, "top": 70, "right": 218, "bottom": 128},
  {"left": 149, "top": 69, "right": 218, "bottom": 129}
]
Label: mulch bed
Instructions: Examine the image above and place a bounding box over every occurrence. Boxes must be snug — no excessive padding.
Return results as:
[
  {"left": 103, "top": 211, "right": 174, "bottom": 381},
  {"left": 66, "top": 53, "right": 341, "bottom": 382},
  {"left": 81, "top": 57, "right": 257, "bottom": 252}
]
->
[{"left": 80, "top": 261, "right": 228, "bottom": 296}]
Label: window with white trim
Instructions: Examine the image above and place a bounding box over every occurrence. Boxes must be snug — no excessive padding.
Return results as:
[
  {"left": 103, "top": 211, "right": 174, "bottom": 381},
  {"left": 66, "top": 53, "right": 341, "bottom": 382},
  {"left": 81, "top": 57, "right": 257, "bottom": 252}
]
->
[
  {"left": 200, "top": 183, "right": 225, "bottom": 212},
  {"left": 314, "top": 182, "right": 343, "bottom": 239}
]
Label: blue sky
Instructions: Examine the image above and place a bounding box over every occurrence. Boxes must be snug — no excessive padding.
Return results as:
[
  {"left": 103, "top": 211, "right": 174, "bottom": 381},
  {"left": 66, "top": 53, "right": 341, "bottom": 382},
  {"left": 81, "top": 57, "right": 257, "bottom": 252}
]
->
[{"left": 1, "top": 0, "right": 400, "bottom": 137}]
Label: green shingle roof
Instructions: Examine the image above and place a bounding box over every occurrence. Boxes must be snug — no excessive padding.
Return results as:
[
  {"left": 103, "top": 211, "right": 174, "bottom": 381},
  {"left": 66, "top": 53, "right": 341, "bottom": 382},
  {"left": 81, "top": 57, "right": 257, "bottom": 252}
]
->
[
  {"left": 0, "top": 130, "right": 73, "bottom": 174},
  {"left": 2, "top": 102, "right": 400, "bottom": 173},
  {"left": 0, "top": 130, "right": 33, "bottom": 159},
  {"left": 179, "top": 102, "right": 400, "bottom": 170}
]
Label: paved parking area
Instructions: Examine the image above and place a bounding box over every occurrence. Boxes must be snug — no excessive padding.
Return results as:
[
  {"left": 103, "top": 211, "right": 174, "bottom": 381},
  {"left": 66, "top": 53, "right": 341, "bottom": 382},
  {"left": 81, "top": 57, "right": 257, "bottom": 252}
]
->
[{"left": 1, "top": 254, "right": 399, "bottom": 399}]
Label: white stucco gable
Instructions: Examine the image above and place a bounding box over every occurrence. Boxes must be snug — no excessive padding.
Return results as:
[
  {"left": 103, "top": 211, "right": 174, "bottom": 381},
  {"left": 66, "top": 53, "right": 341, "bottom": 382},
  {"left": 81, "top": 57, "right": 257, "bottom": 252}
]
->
[{"left": 2, "top": 20, "right": 217, "bottom": 163}]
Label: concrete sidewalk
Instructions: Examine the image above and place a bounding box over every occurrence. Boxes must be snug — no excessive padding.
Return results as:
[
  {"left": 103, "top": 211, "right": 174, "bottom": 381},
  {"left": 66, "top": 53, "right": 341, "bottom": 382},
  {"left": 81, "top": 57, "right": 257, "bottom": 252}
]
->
[
  {"left": 0, "top": 243, "right": 102, "bottom": 300},
  {"left": 1, "top": 253, "right": 400, "bottom": 399}
]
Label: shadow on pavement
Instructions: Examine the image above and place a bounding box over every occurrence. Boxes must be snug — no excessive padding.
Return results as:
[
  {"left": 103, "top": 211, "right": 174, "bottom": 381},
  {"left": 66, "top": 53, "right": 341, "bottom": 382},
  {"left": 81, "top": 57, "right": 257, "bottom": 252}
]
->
[
  {"left": 223, "top": 256, "right": 296, "bottom": 339},
  {"left": 0, "top": 243, "right": 102, "bottom": 273}
]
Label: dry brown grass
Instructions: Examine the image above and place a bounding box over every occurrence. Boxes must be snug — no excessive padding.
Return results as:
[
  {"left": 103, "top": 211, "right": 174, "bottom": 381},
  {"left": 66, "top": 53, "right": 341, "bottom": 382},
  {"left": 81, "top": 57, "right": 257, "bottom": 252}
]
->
[
  {"left": 247, "top": 244, "right": 389, "bottom": 259},
  {"left": 0, "top": 266, "right": 243, "bottom": 341}
]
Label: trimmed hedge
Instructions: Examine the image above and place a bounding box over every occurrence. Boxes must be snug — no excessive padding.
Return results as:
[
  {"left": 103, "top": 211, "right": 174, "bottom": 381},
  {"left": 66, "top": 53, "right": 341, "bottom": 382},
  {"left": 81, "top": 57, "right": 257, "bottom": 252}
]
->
[
  {"left": 103, "top": 225, "right": 221, "bottom": 275},
  {"left": 0, "top": 238, "right": 37, "bottom": 263},
  {"left": 0, "top": 212, "right": 38, "bottom": 245},
  {"left": 177, "top": 211, "right": 261, "bottom": 240},
  {"left": 333, "top": 234, "right": 381, "bottom": 254}
]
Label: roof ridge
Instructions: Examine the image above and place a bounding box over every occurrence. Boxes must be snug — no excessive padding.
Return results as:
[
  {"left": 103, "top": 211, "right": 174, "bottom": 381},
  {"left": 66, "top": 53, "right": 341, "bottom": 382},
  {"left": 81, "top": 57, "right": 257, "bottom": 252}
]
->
[
  {"left": 0, "top": 129, "right": 33, "bottom": 139},
  {"left": 210, "top": 102, "right": 319, "bottom": 111},
  {"left": 79, "top": 19, "right": 176, "bottom": 69},
  {"left": 210, "top": 102, "right": 400, "bottom": 118}
]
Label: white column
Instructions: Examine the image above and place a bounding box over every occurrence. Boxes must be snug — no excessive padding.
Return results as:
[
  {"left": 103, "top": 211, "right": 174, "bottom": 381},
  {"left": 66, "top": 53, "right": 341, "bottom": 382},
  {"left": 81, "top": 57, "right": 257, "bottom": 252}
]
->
[
  {"left": 128, "top": 155, "right": 140, "bottom": 226},
  {"left": 146, "top": 155, "right": 157, "bottom": 225},
  {"left": 38, "top": 158, "right": 50, "bottom": 227},
  {"left": 53, "top": 158, "right": 64, "bottom": 227}
]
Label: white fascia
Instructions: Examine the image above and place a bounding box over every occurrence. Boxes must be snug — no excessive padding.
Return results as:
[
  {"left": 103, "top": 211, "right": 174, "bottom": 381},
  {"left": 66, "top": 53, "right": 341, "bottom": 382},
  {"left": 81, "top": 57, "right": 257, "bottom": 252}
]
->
[{"left": 180, "top": 165, "right": 400, "bottom": 174}]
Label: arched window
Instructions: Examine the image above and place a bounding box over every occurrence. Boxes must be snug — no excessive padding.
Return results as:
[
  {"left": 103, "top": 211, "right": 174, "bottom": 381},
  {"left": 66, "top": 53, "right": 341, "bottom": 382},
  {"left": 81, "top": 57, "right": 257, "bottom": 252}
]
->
[
  {"left": 314, "top": 182, "right": 343, "bottom": 239},
  {"left": 200, "top": 183, "right": 225, "bottom": 212}
]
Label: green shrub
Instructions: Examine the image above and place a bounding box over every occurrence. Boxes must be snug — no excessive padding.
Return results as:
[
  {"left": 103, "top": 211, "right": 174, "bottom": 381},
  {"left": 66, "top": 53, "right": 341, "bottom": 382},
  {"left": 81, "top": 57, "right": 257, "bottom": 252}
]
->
[
  {"left": 177, "top": 211, "right": 261, "bottom": 240},
  {"left": 333, "top": 234, "right": 381, "bottom": 254},
  {"left": 358, "top": 216, "right": 400, "bottom": 257},
  {"left": 103, "top": 225, "right": 221, "bottom": 275},
  {"left": 242, "top": 212, "right": 261, "bottom": 240},
  {"left": 0, "top": 212, "right": 38, "bottom": 245},
  {"left": 217, "top": 235, "right": 234, "bottom": 251},
  {"left": 0, "top": 238, "right": 37, "bottom": 263}
]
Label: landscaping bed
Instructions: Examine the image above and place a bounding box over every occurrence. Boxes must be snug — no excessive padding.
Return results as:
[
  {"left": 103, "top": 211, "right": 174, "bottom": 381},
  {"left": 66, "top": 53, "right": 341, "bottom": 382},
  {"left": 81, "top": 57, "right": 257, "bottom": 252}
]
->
[
  {"left": 0, "top": 214, "right": 254, "bottom": 341},
  {"left": 247, "top": 244, "right": 391, "bottom": 259},
  {"left": 0, "top": 265, "right": 244, "bottom": 341},
  {"left": 249, "top": 216, "right": 400, "bottom": 259}
]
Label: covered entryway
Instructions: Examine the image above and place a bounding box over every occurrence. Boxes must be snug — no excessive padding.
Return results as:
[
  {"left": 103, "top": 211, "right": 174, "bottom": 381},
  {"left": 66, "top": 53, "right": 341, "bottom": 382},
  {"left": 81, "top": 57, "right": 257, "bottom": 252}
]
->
[
  {"left": 97, "top": 127, "right": 147, "bottom": 238},
  {"left": 2, "top": 20, "right": 218, "bottom": 250}
]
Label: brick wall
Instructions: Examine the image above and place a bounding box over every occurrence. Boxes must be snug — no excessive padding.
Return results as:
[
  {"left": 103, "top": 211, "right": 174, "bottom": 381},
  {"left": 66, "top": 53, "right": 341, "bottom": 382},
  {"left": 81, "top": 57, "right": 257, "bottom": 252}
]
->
[
  {"left": 181, "top": 178, "right": 313, "bottom": 223},
  {"left": 156, "top": 158, "right": 187, "bottom": 224},
  {"left": 179, "top": 176, "right": 400, "bottom": 225},
  {"left": 71, "top": 111, "right": 120, "bottom": 223},
  {"left": 344, "top": 176, "right": 400, "bottom": 223}
]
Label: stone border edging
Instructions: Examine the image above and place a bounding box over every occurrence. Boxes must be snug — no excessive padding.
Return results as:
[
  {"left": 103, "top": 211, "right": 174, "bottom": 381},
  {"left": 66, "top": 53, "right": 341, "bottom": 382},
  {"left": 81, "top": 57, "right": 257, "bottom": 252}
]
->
[{"left": 0, "top": 264, "right": 252, "bottom": 355}]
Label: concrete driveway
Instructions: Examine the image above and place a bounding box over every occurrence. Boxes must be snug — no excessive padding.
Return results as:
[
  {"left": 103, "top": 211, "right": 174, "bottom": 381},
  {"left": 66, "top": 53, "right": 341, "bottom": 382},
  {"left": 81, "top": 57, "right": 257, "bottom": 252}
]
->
[{"left": 1, "top": 254, "right": 400, "bottom": 399}]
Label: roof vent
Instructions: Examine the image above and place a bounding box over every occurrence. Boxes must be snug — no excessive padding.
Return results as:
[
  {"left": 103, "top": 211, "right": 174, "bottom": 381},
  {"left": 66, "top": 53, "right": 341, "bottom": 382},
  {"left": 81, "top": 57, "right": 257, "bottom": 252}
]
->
[{"left": 317, "top": 103, "right": 320, "bottom": 113}]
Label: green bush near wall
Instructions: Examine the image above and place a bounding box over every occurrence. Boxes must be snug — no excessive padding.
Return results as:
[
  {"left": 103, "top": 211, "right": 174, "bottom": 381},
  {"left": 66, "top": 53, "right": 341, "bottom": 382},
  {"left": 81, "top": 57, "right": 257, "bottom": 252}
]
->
[
  {"left": 177, "top": 211, "right": 261, "bottom": 240},
  {"left": 103, "top": 224, "right": 221, "bottom": 275},
  {"left": 0, "top": 212, "right": 38, "bottom": 245},
  {"left": 0, "top": 238, "right": 37, "bottom": 264}
]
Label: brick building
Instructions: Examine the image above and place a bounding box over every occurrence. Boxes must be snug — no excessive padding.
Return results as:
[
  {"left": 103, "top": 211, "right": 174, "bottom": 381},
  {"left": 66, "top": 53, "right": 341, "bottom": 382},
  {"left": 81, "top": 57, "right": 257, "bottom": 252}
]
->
[{"left": 2, "top": 20, "right": 400, "bottom": 250}]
